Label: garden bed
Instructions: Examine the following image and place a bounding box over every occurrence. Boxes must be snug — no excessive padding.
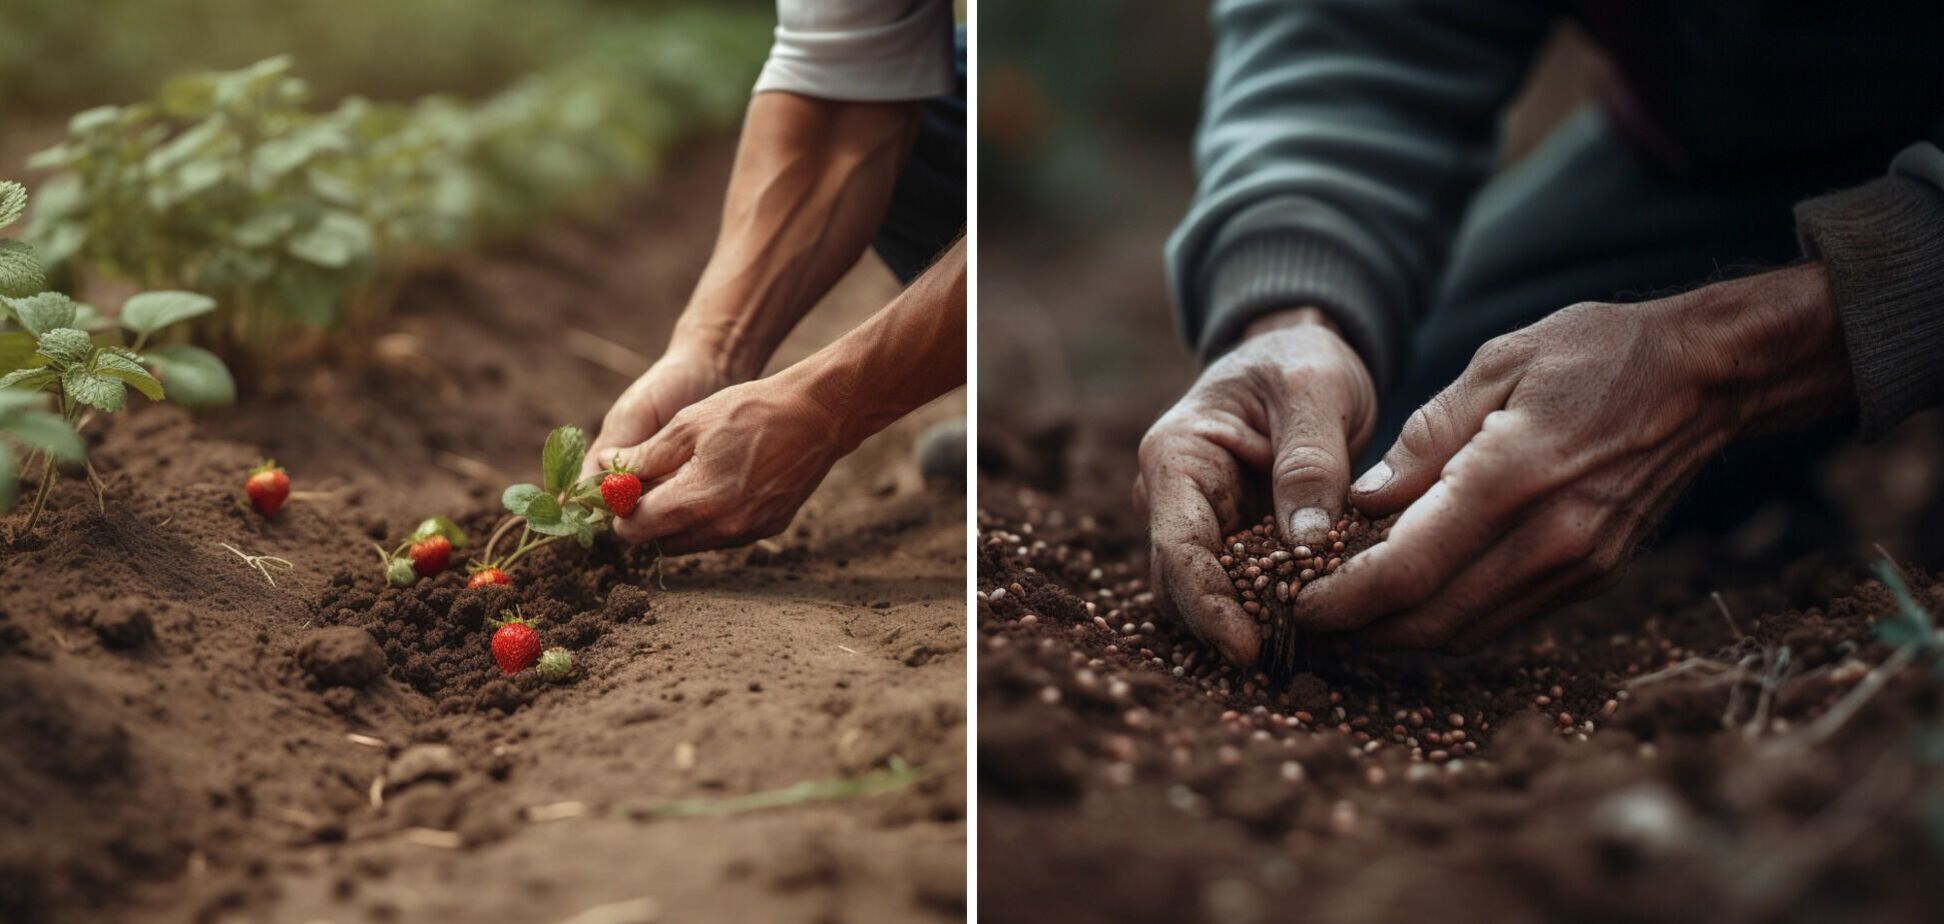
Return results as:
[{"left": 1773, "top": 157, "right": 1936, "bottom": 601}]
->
[
  {"left": 977, "top": 206, "right": 1944, "bottom": 924},
  {"left": 1, "top": 141, "right": 967, "bottom": 924}
]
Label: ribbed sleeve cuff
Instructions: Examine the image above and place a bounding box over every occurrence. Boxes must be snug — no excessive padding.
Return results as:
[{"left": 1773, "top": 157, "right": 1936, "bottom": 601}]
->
[
  {"left": 1198, "top": 230, "right": 1401, "bottom": 393},
  {"left": 1795, "top": 174, "right": 1944, "bottom": 440}
]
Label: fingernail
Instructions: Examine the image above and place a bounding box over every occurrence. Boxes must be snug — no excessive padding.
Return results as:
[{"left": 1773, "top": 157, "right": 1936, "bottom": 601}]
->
[
  {"left": 1352, "top": 461, "right": 1393, "bottom": 495},
  {"left": 1290, "top": 507, "right": 1331, "bottom": 544}
]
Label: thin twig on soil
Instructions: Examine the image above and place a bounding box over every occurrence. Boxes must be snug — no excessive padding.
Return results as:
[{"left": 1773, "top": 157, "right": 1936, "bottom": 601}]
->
[
  {"left": 1798, "top": 643, "right": 1920, "bottom": 746},
  {"left": 220, "top": 542, "right": 295, "bottom": 587}
]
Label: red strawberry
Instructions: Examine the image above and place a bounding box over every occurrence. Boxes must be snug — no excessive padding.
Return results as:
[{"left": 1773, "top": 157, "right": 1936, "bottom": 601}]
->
[
  {"left": 491, "top": 619, "right": 541, "bottom": 674},
  {"left": 469, "top": 567, "right": 511, "bottom": 589},
  {"left": 246, "top": 461, "right": 290, "bottom": 517},
  {"left": 410, "top": 535, "right": 453, "bottom": 577},
  {"left": 601, "top": 470, "right": 642, "bottom": 518}
]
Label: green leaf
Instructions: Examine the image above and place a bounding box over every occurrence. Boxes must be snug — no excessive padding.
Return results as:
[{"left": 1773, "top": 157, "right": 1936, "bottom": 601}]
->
[
  {"left": 61, "top": 366, "right": 126, "bottom": 412},
  {"left": 0, "top": 368, "right": 56, "bottom": 392},
  {"left": 93, "top": 350, "right": 165, "bottom": 401},
  {"left": 542, "top": 426, "right": 586, "bottom": 494},
  {"left": 1873, "top": 561, "right": 1935, "bottom": 649},
  {"left": 231, "top": 210, "right": 297, "bottom": 248},
  {"left": 69, "top": 105, "right": 122, "bottom": 135},
  {"left": 7, "top": 292, "right": 77, "bottom": 335},
  {"left": 286, "top": 211, "right": 373, "bottom": 268},
  {"left": 0, "top": 408, "right": 84, "bottom": 462},
  {"left": 410, "top": 515, "right": 468, "bottom": 548},
  {"left": 0, "top": 181, "right": 25, "bottom": 230},
  {"left": 143, "top": 344, "right": 234, "bottom": 406},
  {"left": 120, "top": 290, "right": 217, "bottom": 337},
  {"left": 0, "top": 332, "right": 34, "bottom": 373},
  {"left": 502, "top": 483, "right": 555, "bottom": 519},
  {"left": 34, "top": 328, "right": 93, "bottom": 367},
  {"left": 0, "top": 239, "right": 45, "bottom": 299}
]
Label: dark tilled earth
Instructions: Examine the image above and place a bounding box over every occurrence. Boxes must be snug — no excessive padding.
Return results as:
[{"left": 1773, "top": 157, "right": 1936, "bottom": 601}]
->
[
  {"left": 0, "top": 141, "right": 967, "bottom": 924},
  {"left": 978, "top": 191, "right": 1944, "bottom": 924}
]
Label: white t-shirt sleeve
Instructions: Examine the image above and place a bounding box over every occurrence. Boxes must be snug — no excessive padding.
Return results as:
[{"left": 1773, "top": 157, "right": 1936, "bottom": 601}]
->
[{"left": 754, "top": 0, "right": 956, "bottom": 102}]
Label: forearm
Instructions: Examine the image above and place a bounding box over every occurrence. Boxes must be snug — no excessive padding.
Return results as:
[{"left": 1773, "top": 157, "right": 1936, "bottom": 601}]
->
[
  {"left": 1660, "top": 262, "right": 1854, "bottom": 438},
  {"left": 777, "top": 236, "right": 965, "bottom": 451},
  {"left": 1168, "top": 0, "right": 1553, "bottom": 387},
  {"left": 673, "top": 91, "right": 920, "bottom": 381}
]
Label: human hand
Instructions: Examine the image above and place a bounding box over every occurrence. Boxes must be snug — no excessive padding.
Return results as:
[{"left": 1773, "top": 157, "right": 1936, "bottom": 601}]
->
[
  {"left": 604, "top": 374, "right": 846, "bottom": 554},
  {"left": 583, "top": 346, "right": 733, "bottom": 481},
  {"left": 1135, "top": 308, "right": 1378, "bottom": 666},
  {"left": 1292, "top": 263, "right": 1853, "bottom": 651}
]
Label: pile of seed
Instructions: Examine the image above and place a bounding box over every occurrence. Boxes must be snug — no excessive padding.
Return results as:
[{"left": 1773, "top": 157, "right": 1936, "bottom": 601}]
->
[{"left": 1220, "top": 510, "right": 1392, "bottom": 678}]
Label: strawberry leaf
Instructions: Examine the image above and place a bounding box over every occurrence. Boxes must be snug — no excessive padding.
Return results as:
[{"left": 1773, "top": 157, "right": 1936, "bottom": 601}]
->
[
  {"left": 0, "top": 331, "right": 39, "bottom": 373},
  {"left": 0, "top": 181, "right": 25, "bottom": 230},
  {"left": 542, "top": 426, "right": 586, "bottom": 494},
  {"left": 0, "top": 367, "right": 56, "bottom": 392},
  {"left": 34, "top": 328, "right": 93, "bottom": 367},
  {"left": 7, "top": 292, "right": 78, "bottom": 336},
  {"left": 411, "top": 515, "right": 468, "bottom": 548},
  {"left": 62, "top": 366, "right": 126, "bottom": 412},
  {"left": 143, "top": 344, "right": 235, "bottom": 406},
  {"left": 121, "top": 291, "right": 218, "bottom": 337},
  {"left": 0, "top": 405, "right": 84, "bottom": 462},
  {"left": 94, "top": 349, "right": 165, "bottom": 401},
  {"left": 286, "top": 211, "right": 373, "bottom": 268},
  {"left": 0, "top": 240, "right": 43, "bottom": 299},
  {"left": 503, "top": 483, "right": 558, "bottom": 520}
]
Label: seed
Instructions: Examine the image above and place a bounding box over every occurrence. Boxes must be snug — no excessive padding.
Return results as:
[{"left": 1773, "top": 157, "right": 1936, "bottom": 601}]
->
[
  {"left": 1039, "top": 686, "right": 1061, "bottom": 705},
  {"left": 1448, "top": 714, "right": 1464, "bottom": 728},
  {"left": 1326, "top": 557, "right": 1341, "bottom": 572},
  {"left": 1556, "top": 711, "right": 1574, "bottom": 727},
  {"left": 1280, "top": 760, "right": 1306, "bottom": 782},
  {"left": 1300, "top": 568, "right": 1317, "bottom": 581},
  {"left": 1276, "top": 582, "right": 1291, "bottom": 602},
  {"left": 1293, "top": 546, "right": 1312, "bottom": 559},
  {"left": 1332, "top": 541, "right": 1345, "bottom": 553},
  {"left": 1601, "top": 699, "right": 1619, "bottom": 718},
  {"left": 1018, "top": 613, "right": 1038, "bottom": 626},
  {"left": 1428, "top": 749, "right": 1449, "bottom": 762},
  {"left": 1009, "top": 582, "right": 1024, "bottom": 596}
]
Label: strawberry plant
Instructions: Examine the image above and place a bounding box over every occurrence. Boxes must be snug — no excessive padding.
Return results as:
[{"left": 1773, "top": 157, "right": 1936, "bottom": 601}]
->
[
  {"left": 2, "top": 180, "right": 235, "bottom": 535},
  {"left": 371, "top": 515, "right": 467, "bottom": 587},
  {"left": 23, "top": 13, "right": 766, "bottom": 376},
  {"left": 471, "top": 426, "right": 620, "bottom": 584}
]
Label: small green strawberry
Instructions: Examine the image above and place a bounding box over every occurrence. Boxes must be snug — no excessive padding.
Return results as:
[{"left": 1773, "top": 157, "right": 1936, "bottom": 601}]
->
[
  {"left": 537, "top": 647, "right": 574, "bottom": 683},
  {"left": 386, "top": 556, "right": 419, "bottom": 588}
]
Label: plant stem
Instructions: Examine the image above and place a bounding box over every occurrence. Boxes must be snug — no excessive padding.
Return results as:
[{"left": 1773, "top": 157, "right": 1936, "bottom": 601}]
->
[
  {"left": 19, "top": 452, "right": 56, "bottom": 537},
  {"left": 481, "top": 515, "right": 524, "bottom": 563},
  {"left": 500, "top": 530, "right": 562, "bottom": 571}
]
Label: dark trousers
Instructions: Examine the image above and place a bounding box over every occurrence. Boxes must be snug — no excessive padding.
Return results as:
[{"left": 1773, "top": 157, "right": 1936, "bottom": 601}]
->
[
  {"left": 872, "top": 26, "right": 967, "bottom": 285},
  {"left": 1376, "top": 107, "right": 1885, "bottom": 531}
]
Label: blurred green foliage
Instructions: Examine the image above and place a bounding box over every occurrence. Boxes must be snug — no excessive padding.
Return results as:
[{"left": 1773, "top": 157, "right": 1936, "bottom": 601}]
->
[
  {"left": 17, "top": 6, "right": 770, "bottom": 373},
  {"left": 979, "top": 0, "right": 1209, "bottom": 225},
  {"left": 0, "top": 0, "right": 772, "bottom": 115}
]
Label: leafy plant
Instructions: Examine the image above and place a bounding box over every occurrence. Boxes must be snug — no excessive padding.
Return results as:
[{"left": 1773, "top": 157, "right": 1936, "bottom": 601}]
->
[
  {"left": 470, "top": 426, "right": 618, "bottom": 583},
  {"left": 1, "top": 179, "right": 234, "bottom": 534},
  {"left": 24, "top": 12, "right": 766, "bottom": 376},
  {"left": 0, "top": 389, "right": 84, "bottom": 512}
]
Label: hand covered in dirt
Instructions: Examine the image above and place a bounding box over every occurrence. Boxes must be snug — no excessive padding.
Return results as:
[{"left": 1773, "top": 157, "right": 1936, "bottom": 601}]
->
[
  {"left": 1292, "top": 263, "right": 1854, "bottom": 651},
  {"left": 1136, "top": 308, "right": 1377, "bottom": 666},
  {"left": 603, "top": 375, "right": 845, "bottom": 554},
  {"left": 583, "top": 346, "right": 733, "bottom": 481}
]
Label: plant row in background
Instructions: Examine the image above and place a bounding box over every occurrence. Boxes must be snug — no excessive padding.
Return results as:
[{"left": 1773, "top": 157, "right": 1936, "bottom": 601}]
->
[{"left": 19, "top": 8, "right": 767, "bottom": 370}]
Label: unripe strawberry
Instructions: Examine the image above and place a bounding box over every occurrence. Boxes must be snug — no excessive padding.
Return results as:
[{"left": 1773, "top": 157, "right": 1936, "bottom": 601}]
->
[
  {"left": 469, "top": 567, "right": 510, "bottom": 589},
  {"left": 386, "top": 557, "right": 418, "bottom": 588},
  {"left": 537, "top": 647, "right": 574, "bottom": 683},
  {"left": 410, "top": 535, "right": 453, "bottom": 577},
  {"left": 492, "top": 619, "right": 541, "bottom": 674}
]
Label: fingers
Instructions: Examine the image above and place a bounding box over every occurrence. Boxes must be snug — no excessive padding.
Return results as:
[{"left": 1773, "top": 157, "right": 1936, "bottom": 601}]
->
[
  {"left": 1268, "top": 397, "right": 1352, "bottom": 550},
  {"left": 614, "top": 464, "right": 712, "bottom": 546},
  {"left": 1291, "top": 412, "right": 1544, "bottom": 632},
  {"left": 1351, "top": 345, "right": 1522, "bottom": 516},
  {"left": 1348, "top": 513, "right": 1584, "bottom": 650},
  {"left": 1142, "top": 446, "right": 1259, "bottom": 666}
]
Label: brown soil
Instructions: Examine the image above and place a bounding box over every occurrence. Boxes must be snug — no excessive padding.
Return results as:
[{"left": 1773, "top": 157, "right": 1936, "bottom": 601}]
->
[
  {"left": 0, "top": 140, "right": 966, "bottom": 924},
  {"left": 978, "top": 164, "right": 1944, "bottom": 924}
]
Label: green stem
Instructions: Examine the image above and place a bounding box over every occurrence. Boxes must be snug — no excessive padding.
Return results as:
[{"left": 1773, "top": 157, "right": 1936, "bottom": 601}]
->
[
  {"left": 481, "top": 515, "right": 524, "bottom": 563},
  {"left": 19, "top": 449, "right": 57, "bottom": 537},
  {"left": 499, "top": 530, "right": 562, "bottom": 571}
]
